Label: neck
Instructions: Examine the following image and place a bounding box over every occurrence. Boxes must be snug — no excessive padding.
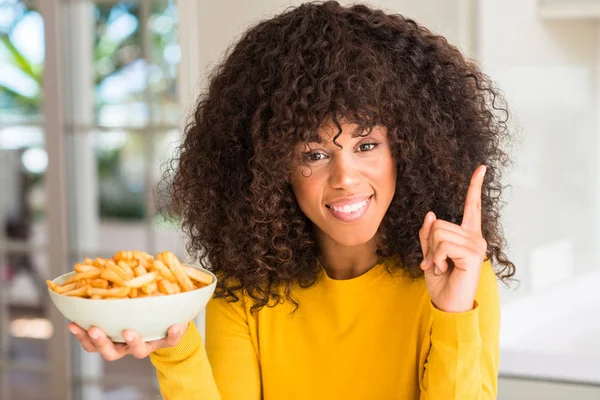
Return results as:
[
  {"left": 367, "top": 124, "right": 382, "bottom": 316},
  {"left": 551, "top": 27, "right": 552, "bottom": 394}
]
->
[{"left": 315, "top": 230, "right": 381, "bottom": 280}]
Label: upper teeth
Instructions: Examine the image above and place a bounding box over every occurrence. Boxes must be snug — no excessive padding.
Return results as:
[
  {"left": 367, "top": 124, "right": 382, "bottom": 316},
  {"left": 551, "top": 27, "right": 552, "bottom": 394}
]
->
[{"left": 330, "top": 200, "right": 368, "bottom": 214}]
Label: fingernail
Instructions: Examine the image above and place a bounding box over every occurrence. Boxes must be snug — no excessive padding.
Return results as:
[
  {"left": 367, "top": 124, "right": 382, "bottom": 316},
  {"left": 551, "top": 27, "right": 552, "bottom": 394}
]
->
[
  {"left": 68, "top": 326, "right": 77, "bottom": 335},
  {"left": 171, "top": 326, "right": 179, "bottom": 336},
  {"left": 124, "top": 332, "right": 133, "bottom": 342},
  {"left": 434, "top": 266, "right": 441, "bottom": 275},
  {"left": 89, "top": 330, "right": 99, "bottom": 340}
]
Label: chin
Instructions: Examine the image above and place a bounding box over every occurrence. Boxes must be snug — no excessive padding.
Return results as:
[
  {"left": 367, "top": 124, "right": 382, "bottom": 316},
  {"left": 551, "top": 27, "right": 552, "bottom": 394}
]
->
[{"left": 327, "top": 226, "right": 379, "bottom": 247}]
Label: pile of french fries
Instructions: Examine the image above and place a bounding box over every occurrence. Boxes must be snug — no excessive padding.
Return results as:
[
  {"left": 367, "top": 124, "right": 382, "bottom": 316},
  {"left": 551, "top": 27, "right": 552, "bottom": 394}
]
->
[{"left": 46, "top": 251, "right": 212, "bottom": 299}]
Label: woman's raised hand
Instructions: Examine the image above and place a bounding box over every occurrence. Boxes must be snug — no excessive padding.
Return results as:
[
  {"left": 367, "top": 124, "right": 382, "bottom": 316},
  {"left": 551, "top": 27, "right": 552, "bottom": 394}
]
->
[
  {"left": 68, "top": 322, "right": 188, "bottom": 361},
  {"left": 418, "top": 165, "right": 488, "bottom": 313}
]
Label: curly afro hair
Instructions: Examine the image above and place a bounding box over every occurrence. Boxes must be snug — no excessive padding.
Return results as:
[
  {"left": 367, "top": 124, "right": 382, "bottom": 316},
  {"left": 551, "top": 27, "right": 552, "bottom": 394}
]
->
[{"left": 167, "top": 0, "right": 515, "bottom": 311}]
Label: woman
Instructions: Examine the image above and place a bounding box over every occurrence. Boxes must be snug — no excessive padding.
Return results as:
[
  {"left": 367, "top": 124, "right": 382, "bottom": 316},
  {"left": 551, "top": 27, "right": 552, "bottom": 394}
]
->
[{"left": 70, "top": 1, "right": 515, "bottom": 399}]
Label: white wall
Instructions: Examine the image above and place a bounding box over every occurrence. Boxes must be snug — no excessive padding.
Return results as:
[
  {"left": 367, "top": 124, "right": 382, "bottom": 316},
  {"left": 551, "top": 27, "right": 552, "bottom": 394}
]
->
[
  {"left": 479, "top": 0, "right": 597, "bottom": 296},
  {"left": 478, "top": 0, "right": 600, "bottom": 382}
]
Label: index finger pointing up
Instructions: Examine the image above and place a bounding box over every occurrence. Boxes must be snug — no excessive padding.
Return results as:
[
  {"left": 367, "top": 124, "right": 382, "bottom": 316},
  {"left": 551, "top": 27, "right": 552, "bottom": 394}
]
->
[{"left": 461, "top": 165, "right": 486, "bottom": 233}]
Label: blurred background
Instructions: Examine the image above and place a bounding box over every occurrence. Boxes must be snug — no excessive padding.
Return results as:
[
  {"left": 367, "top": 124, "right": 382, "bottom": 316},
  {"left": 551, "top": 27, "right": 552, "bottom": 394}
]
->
[{"left": 0, "top": 0, "right": 598, "bottom": 399}]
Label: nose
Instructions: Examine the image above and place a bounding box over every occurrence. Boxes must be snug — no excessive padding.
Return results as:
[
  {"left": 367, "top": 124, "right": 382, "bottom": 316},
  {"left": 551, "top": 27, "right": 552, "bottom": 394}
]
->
[{"left": 328, "top": 152, "right": 361, "bottom": 190}]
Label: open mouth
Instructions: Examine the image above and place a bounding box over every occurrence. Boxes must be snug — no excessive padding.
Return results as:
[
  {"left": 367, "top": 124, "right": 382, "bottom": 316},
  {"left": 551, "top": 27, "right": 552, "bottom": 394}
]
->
[{"left": 325, "top": 195, "right": 373, "bottom": 223}]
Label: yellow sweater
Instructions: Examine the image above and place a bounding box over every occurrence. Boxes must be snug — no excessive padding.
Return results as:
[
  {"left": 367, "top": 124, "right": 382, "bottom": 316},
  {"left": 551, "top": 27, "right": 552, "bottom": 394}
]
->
[{"left": 150, "top": 257, "right": 500, "bottom": 399}]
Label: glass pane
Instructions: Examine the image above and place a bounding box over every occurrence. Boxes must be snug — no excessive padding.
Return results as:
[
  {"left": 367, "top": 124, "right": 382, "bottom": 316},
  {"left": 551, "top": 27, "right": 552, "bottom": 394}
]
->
[
  {"left": 148, "top": 0, "right": 179, "bottom": 125},
  {"left": 72, "top": 352, "right": 159, "bottom": 400},
  {"left": 93, "top": 1, "right": 147, "bottom": 127},
  {"left": 76, "top": 383, "right": 160, "bottom": 400},
  {"left": 87, "top": 0, "right": 180, "bottom": 127},
  {"left": 152, "top": 130, "right": 186, "bottom": 258},
  {"left": 0, "top": 138, "right": 48, "bottom": 249},
  {"left": 95, "top": 131, "right": 146, "bottom": 222},
  {"left": 6, "top": 251, "right": 49, "bottom": 315},
  {"left": 0, "top": 0, "right": 44, "bottom": 123},
  {"left": 67, "top": 130, "right": 150, "bottom": 258},
  {"left": 5, "top": 369, "right": 50, "bottom": 400},
  {"left": 103, "top": 357, "right": 159, "bottom": 398},
  {"left": 3, "top": 252, "right": 50, "bottom": 384}
]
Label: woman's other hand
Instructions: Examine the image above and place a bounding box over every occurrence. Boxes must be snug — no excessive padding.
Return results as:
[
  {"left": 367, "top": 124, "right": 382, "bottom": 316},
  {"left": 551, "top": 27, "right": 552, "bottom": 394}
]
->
[{"left": 68, "top": 322, "right": 189, "bottom": 361}]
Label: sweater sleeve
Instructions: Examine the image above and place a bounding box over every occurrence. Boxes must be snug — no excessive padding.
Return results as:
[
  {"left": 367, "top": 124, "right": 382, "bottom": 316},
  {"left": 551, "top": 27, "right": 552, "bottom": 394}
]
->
[
  {"left": 149, "top": 296, "right": 262, "bottom": 400},
  {"left": 149, "top": 320, "right": 221, "bottom": 399},
  {"left": 205, "top": 295, "right": 262, "bottom": 400},
  {"left": 419, "top": 259, "right": 501, "bottom": 399}
]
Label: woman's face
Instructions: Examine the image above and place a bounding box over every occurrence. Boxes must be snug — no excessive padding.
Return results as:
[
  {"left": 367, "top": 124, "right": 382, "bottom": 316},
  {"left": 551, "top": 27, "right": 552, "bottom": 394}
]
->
[{"left": 290, "top": 120, "right": 397, "bottom": 247}]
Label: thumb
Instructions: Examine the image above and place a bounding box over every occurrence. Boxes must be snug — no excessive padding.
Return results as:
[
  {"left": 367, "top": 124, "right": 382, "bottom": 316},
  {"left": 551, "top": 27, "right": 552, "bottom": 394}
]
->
[{"left": 151, "top": 322, "right": 189, "bottom": 352}]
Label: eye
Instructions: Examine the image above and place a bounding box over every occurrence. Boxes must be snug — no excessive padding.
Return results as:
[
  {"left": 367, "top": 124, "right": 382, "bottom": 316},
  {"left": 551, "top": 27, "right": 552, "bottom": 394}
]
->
[
  {"left": 357, "top": 141, "right": 379, "bottom": 152},
  {"left": 303, "top": 151, "right": 328, "bottom": 162}
]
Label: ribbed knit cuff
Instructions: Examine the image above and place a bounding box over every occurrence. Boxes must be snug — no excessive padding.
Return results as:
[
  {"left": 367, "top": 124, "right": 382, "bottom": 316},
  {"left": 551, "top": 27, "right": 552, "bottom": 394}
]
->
[
  {"left": 430, "top": 300, "right": 482, "bottom": 344},
  {"left": 151, "top": 321, "right": 203, "bottom": 360}
]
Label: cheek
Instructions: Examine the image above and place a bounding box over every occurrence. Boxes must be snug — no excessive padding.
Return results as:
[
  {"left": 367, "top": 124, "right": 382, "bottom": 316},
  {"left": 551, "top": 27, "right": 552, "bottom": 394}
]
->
[
  {"left": 368, "top": 157, "right": 396, "bottom": 191},
  {"left": 292, "top": 179, "right": 331, "bottom": 226}
]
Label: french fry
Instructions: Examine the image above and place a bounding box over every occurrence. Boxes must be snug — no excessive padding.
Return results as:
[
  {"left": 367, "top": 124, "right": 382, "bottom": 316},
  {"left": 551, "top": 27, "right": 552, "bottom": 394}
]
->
[
  {"left": 130, "top": 288, "right": 138, "bottom": 298},
  {"left": 90, "top": 295, "right": 103, "bottom": 299},
  {"left": 114, "top": 250, "right": 133, "bottom": 262},
  {"left": 127, "top": 258, "right": 140, "bottom": 268},
  {"left": 93, "top": 257, "right": 107, "bottom": 268},
  {"left": 100, "top": 268, "right": 127, "bottom": 286},
  {"left": 89, "top": 279, "right": 109, "bottom": 289},
  {"left": 134, "top": 265, "right": 148, "bottom": 277},
  {"left": 142, "top": 252, "right": 155, "bottom": 265},
  {"left": 83, "top": 257, "right": 95, "bottom": 266},
  {"left": 161, "top": 252, "right": 194, "bottom": 292},
  {"left": 75, "top": 263, "right": 98, "bottom": 273},
  {"left": 46, "top": 280, "right": 59, "bottom": 291},
  {"left": 106, "top": 261, "right": 133, "bottom": 281},
  {"left": 76, "top": 278, "right": 89, "bottom": 289},
  {"left": 63, "top": 285, "right": 90, "bottom": 297},
  {"left": 141, "top": 281, "right": 158, "bottom": 295},
  {"left": 87, "top": 286, "right": 130, "bottom": 298},
  {"left": 66, "top": 269, "right": 102, "bottom": 284},
  {"left": 184, "top": 266, "right": 213, "bottom": 286},
  {"left": 156, "top": 251, "right": 168, "bottom": 265},
  {"left": 118, "top": 260, "right": 135, "bottom": 277},
  {"left": 134, "top": 250, "right": 153, "bottom": 268},
  {"left": 125, "top": 271, "right": 159, "bottom": 288},
  {"left": 158, "top": 279, "right": 177, "bottom": 295},
  {"left": 55, "top": 282, "right": 78, "bottom": 294},
  {"left": 194, "top": 282, "right": 206, "bottom": 290},
  {"left": 153, "top": 260, "right": 177, "bottom": 283}
]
